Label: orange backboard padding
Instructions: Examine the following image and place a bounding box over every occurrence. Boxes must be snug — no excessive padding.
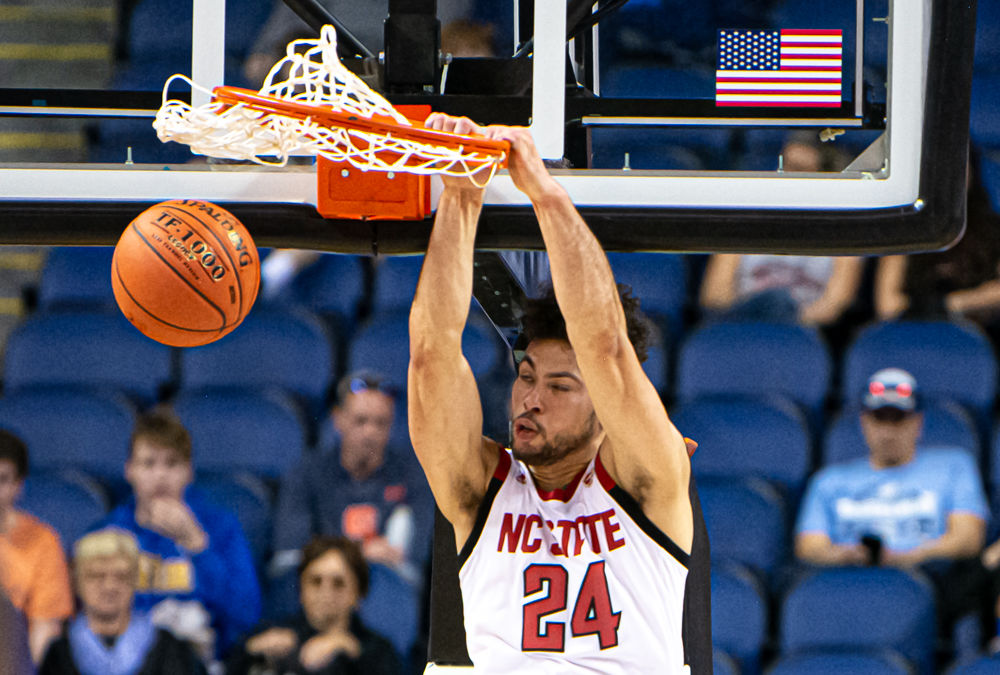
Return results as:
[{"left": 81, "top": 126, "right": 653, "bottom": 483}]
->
[{"left": 316, "top": 105, "right": 432, "bottom": 221}]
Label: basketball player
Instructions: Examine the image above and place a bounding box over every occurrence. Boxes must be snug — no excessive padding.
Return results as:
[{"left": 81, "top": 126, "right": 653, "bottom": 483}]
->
[{"left": 408, "top": 115, "right": 695, "bottom": 673}]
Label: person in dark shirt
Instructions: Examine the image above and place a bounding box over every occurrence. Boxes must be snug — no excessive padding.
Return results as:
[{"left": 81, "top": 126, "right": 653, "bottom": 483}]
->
[
  {"left": 272, "top": 371, "right": 431, "bottom": 587},
  {"left": 227, "top": 536, "right": 400, "bottom": 675},
  {"left": 38, "top": 528, "right": 206, "bottom": 675}
]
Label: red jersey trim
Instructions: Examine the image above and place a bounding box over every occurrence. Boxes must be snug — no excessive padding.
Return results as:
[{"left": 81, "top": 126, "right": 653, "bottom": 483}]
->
[
  {"left": 534, "top": 465, "right": 587, "bottom": 502},
  {"left": 493, "top": 449, "right": 512, "bottom": 480},
  {"left": 594, "top": 453, "right": 617, "bottom": 491}
]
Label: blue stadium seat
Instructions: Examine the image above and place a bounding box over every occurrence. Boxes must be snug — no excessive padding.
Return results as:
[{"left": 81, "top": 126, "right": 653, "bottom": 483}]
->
[
  {"left": 590, "top": 129, "right": 709, "bottom": 171},
  {"left": 713, "top": 650, "right": 740, "bottom": 675},
  {"left": 981, "top": 152, "right": 1000, "bottom": 213},
  {"left": 37, "top": 247, "right": 117, "bottom": 311},
  {"left": 780, "top": 567, "right": 936, "bottom": 675},
  {"left": 3, "top": 310, "right": 174, "bottom": 406},
  {"left": 970, "top": 75, "right": 1000, "bottom": 151},
  {"left": 674, "top": 396, "right": 812, "bottom": 497},
  {"left": 841, "top": 320, "right": 997, "bottom": 438},
  {"left": 974, "top": 0, "right": 1000, "bottom": 73},
  {"left": 950, "top": 654, "right": 1000, "bottom": 675},
  {"left": 370, "top": 256, "right": 424, "bottom": 317},
  {"left": 640, "top": 326, "right": 670, "bottom": 397},
  {"left": 767, "top": 650, "right": 914, "bottom": 675},
  {"left": 272, "top": 253, "right": 368, "bottom": 339},
  {"left": 346, "top": 310, "right": 505, "bottom": 392},
  {"left": 359, "top": 562, "right": 419, "bottom": 662},
  {"left": 18, "top": 472, "right": 109, "bottom": 551},
  {"left": 193, "top": 473, "right": 273, "bottom": 568},
  {"left": 823, "top": 399, "right": 981, "bottom": 467},
  {"left": 676, "top": 321, "right": 832, "bottom": 426},
  {"left": 699, "top": 477, "right": 787, "bottom": 579},
  {"left": 178, "top": 308, "right": 335, "bottom": 418},
  {"left": 0, "top": 388, "right": 136, "bottom": 483},
  {"left": 172, "top": 388, "right": 306, "bottom": 479},
  {"left": 711, "top": 563, "right": 769, "bottom": 675},
  {"left": 606, "top": 252, "right": 688, "bottom": 341}
]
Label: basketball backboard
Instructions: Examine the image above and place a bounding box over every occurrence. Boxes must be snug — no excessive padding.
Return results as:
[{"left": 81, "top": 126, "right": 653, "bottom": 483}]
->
[{"left": 0, "top": 0, "right": 978, "bottom": 254}]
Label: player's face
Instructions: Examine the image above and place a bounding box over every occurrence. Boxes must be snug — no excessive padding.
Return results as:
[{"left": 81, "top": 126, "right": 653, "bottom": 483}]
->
[
  {"left": 0, "top": 459, "right": 23, "bottom": 514},
  {"left": 860, "top": 408, "right": 923, "bottom": 468},
  {"left": 510, "top": 339, "right": 600, "bottom": 467},
  {"left": 76, "top": 554, "right": 137, "bottom": 625},
  {"left": 125, "top": 439, "right": 192, "bottom": 505},
  {"left": 334, "top": 390, "right": 394, "bottom": 477},
  {"left": 299, "top": 550, "right": 360, "bottom": 632}
]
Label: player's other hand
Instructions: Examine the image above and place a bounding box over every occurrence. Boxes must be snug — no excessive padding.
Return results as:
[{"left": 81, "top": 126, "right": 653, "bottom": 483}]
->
[
  {"left": 426, "top": 113, "right": 489, "bottom": 193},
  {"left": 482, "top": 125, "right": 560, "bottom": 203}
]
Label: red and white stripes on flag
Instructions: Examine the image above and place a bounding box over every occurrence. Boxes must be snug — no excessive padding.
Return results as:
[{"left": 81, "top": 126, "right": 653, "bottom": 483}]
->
[{"left": 715, "top": 29, "right": 843, "bottom": 107}]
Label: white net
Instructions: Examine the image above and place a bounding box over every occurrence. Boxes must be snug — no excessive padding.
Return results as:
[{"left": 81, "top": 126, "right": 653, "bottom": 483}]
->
[{"left": 153, "top": 25, "right": 505, "bottom": 184}]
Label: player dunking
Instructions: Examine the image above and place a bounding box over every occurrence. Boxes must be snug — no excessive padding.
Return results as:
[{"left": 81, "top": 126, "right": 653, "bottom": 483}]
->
[{"left": 408, "top": 115, "right": 695, "bottom": 673}]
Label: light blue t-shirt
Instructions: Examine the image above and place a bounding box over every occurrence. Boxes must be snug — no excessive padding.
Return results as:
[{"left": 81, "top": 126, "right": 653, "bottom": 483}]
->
[{"left": 796, "top": 448, "right": 988, "bottom": 552}]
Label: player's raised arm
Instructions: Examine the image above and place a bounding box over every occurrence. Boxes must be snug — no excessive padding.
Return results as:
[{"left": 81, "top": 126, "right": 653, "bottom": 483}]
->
[
  {"left": 493, "top": 126, "right": 693, "bottom": 552},
  {"left": 408, "top": 114, "right": 499, "bottom": 547}
]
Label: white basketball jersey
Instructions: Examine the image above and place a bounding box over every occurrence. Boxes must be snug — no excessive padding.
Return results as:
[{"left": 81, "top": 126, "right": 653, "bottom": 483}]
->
[{"left": 458, "top": 450, "right": 690, "bottom": 674}]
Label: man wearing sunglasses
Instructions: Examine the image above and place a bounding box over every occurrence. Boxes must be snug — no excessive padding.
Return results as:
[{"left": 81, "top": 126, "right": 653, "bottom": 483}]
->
[
  {"left": 795, "top": 367, "right": 989, "bottom": 657},
  {"left": 408, "top": 117, "right": 698, "bottom": 673}
]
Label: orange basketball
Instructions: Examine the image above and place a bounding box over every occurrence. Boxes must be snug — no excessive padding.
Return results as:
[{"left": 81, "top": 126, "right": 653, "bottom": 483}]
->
[{"left": 111, "top": 199, "right": 260, "bottom": 347}]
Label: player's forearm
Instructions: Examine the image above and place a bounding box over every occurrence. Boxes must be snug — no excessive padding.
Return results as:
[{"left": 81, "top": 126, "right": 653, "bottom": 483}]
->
[
  {"left": 532, "top": 186, "right": 626, "bottom": 351},
  {"left": 410, "top": 188, "right": 483, "bottom": 350}
]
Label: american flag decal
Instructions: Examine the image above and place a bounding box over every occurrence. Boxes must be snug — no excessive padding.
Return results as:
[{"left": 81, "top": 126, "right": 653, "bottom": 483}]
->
[{"left": 716, "top": 29, "right": 843, "bottom": 107}]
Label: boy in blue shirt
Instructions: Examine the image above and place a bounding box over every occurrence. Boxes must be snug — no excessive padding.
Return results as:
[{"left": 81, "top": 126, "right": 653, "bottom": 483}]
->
[{"left": 97, "top": 406, "right": 261, "bottom": 660}]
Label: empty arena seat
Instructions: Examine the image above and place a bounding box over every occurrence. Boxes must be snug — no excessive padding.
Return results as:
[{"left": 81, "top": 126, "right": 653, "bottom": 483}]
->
[
  {"left": 711, "top": 563, "right": 769, "bottom": 674},
  {"left": 178, "top": 308, "right": 335, "bottom": 418},
  {"left": 172, "top": 388, "right": 306, "bottom": 479},
  {"left": 606, "top": 252, "right": 688, "bottom": 341},
  {"left": 0, "top": 387, "right": 135, "bottom": 483},
  {"left": 699, "top": 477, "right": 788, "bottom": 579},
  {"left": 272, "top": 252, "right": 368, "bottom": 337},
  {"left": 676, "top": 321, "right": 832, "bottom": 425},
  {"left": 971, "top": 76, "right": 1000, "bottom": 151},
  {"left": 713, "top": 650, "right": 740, "bottom": 675},
  {"left": 346, "top": 310, "right": 505, "bottom": 392},
  {"left": 194, "top": 473, "right": 273, "bottom": 567},
  {"left": 18, "top": 472, "right": 109, "bottom": 551},
  {"left": 37, "top": 246, "right": 117, "bottom": 311},
  {"left": 370, "top": 255, "right": 424, "bottom": 317},
  {"left": 359, "top": 562, "right": 420, "bottom": 662},
  {"left": 3, "top": 310, "right": 174, "bottom": 405},
  {"left": 974, "top": 0, "right": 1000, "bottom": 73},
  {"left": 780, "top": 567, "right": 936, "bottom": 674},
  {"left": 767, "top": 650, "right": 914, "bottom": 675},
  {"left": 841, "top": 320, "right": 997, "bottom": 436},
  {"left": 950, "top": 654, "right": 1000, "bottom": 675},
  {"left": 674, "top": 396, "right": 812, "bottom": 497},
  {"left": 823, "top": 399, "right": 981, "bottom": 467}
]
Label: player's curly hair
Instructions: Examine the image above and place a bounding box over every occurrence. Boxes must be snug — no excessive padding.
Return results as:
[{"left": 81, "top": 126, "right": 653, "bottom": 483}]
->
[{"left": 516, "top": 283, "right": 651, "bottom": 363}]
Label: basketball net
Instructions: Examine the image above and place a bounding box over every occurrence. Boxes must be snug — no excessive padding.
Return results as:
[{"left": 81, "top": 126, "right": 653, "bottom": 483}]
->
[{"left": 154, "top": 25, "right": 506, "bottom": 186}]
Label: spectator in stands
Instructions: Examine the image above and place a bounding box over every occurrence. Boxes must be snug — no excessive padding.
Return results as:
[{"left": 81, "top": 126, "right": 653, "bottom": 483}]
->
[
  {"left": 227, "top": 536, "right": 400, "bottom": 675},
  {"left": 38, "top": 528, "right": 207, "bottom": 675},
  {"left": 95, "top": 406, "right": 261, "bottom": 662},
  {"left": 0, "top": 429, "right": 73, "bottom": 664},
  {"left": 699, "top": 137, "right": 864, "bottom": 327},
  {"left": 795, "top": 367, "right": 989, "bottom": 654},
  {"left": 875, "top": 147, "right": 1000, "bottom": 341},
  {"left": 272, "top": 371, "right": 429, "bottom": 587}
]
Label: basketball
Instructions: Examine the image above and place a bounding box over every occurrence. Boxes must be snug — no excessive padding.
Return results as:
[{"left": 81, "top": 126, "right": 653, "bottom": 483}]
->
[{"left": 111, "top": 199, "right": 260, "bottom": 347}]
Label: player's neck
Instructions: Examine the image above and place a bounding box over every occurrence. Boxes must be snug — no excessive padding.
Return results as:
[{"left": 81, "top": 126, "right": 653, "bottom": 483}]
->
[
  {"left": 528, "top": 451, "right": 595, "bottom": 492},
  {"left": 0, "top": 506, "right": 16, "bottom": 535}
]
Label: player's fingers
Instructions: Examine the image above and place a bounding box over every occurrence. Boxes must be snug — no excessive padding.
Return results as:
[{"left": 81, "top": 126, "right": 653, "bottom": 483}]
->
[
  {"left": 425, "top": 112, "right": 451, "bottom": 131},
  {"left": 451, "top": 116, "right": 483, "bottom": 137}
]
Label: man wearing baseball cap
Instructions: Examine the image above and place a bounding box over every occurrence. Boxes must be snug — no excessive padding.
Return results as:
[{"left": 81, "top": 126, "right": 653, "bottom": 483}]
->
[{"left": 794, "top": 367, "right": 990, "bottom": 657}]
